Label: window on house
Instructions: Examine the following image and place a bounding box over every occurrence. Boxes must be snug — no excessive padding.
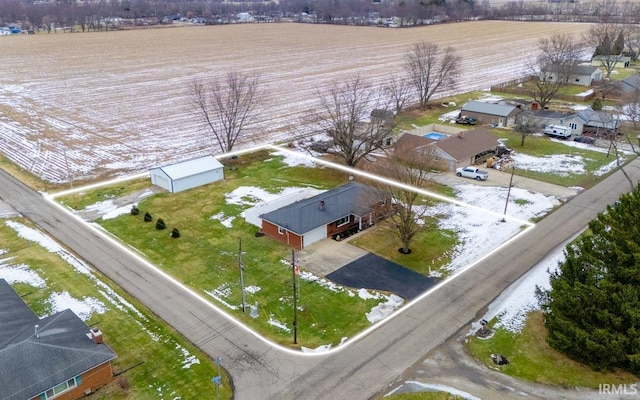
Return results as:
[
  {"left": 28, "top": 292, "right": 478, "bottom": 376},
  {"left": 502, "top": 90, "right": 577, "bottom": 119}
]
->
[
  {"left": 42, "top": 376, "right": 80, "bottom": 399},
  {"left": 336, "top": 216, "right": 350, "bottom": 227},
  {"left": 278, "top": 226, "right": 285, "bottom": 235},
  {"left": 575, "top": 78, "right": 580, "bottom": 82}
]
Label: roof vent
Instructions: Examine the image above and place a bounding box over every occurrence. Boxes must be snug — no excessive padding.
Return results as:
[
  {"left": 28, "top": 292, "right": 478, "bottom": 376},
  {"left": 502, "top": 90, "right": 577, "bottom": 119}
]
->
[{"left": 319, "top": 200, "right": 325, "bottom": 211}]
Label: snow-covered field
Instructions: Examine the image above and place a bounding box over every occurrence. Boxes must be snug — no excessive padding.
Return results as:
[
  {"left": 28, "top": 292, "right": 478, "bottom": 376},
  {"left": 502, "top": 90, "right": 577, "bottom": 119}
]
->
[{"left": 0, "top": 21, "right": 593, "bottom": 183}]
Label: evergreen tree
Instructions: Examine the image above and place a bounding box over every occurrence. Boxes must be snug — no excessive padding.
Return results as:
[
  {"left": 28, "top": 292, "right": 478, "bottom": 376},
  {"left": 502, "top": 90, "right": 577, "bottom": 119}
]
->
[{"left": 538, "top": 186, "right": 640, "bottom": 375}]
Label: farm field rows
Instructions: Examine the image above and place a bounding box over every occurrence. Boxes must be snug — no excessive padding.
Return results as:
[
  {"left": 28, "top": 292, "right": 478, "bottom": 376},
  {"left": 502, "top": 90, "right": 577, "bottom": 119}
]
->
[{"left": 0, "top": 21, "right": 593, "bottom": 183}]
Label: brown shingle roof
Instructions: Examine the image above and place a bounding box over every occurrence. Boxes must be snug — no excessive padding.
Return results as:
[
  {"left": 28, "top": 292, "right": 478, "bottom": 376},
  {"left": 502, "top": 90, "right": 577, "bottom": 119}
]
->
[{"left": 435, "top": 127, "right": 499, "bottom": 161}]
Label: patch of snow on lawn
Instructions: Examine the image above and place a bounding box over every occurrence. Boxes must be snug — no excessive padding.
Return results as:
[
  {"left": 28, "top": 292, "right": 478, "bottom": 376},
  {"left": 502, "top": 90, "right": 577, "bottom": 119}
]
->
[
  {"left": 6, "top": 220, "right": 63, "bottom": 253},
  {"left": 0, "top": 259, "right": 47, "bottom": 287},
  {"left": 176, "top": 344, "right": 200, "bottom": 369},
  {"left": 268, "top": 314, "right": 291, "bottom": 332},
  {"left": 245, "top": 285, "right": 261, "bottom": 294},
  {"left": 481, "top": 248, "right": 564, "bottom": 333},
  {"left": 85, "top": 199, "right": 130, "bottom": 220},
  {"left": 426, "top": 184, "right": 560, "bottom": 274},
  {"left": 204, "top": 284, "right": 239, "bottom": 310},
  {"left": 357, "top": 288, "right": 384, "bottom": 300},
  {"left": 210, "top": 212, "right": 234, "bottom": 228},
  {"left": 366, "top": 294, "right": 404, "bottom": 323},
  {"left": 48, "top": 291, "right": 107, "bottom": 321},
  {"left": 386, "top": 381, "right": 481, "bottom": 400},
  {"left": 512, "top": 153, "right": 586, "bottom": 176},
  {"left": 297, "top": 269, "right": 343, "bottom": 293},
  {"left": 272, "top": 149, "right": 318, "bottom": 167},
  {"left": 594, "top": 159, "right": 622, "bottom": 176}
]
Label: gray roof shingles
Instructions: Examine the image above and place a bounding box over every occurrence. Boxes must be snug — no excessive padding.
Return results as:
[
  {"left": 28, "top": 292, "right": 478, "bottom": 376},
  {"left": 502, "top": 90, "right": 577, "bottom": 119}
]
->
[
  {"left": 461, "top": 101, "right": 520, "bottom": 117},
  {"left": 260, "top": 182, "right": 380, "bottom": 234},
  {"left": 0, "top": 279, "right": 116, "bottom": 400}
]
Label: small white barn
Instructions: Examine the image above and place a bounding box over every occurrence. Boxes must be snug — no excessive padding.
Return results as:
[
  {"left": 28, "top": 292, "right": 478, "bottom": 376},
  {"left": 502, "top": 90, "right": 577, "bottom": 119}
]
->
[{"left": 150, "top": 155, "right": 224, "bottom": 193}]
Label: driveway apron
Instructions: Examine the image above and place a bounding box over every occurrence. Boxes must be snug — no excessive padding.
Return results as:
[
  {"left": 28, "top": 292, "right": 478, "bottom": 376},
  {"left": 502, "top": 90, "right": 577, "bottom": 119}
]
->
[{"left": 327, "top": 253, "right": 438, "bottom": 300}]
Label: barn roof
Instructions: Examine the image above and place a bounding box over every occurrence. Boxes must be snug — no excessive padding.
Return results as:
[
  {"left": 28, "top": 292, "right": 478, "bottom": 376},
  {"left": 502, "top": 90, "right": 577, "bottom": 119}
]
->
[
  {"left": 155, "top": 155, "right": 224, "bottom": 180},
  {"left": 461, "top": 101, "right": 521, "bottom": 117}
]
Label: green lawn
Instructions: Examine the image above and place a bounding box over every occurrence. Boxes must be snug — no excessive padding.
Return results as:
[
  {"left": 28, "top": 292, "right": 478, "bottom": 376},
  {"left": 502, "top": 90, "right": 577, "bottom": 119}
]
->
[
  {"left": 59, "top": 150, "right": 402, "bottom": 349},
  {"left": 467, "top": 312, "right": 638, "bottom": 388},
  {"left": 0, "top": 217, "right": 231, "bottom": 400},
  {"left": 488, "top": 130, "right": 634, "bottom": 188}
]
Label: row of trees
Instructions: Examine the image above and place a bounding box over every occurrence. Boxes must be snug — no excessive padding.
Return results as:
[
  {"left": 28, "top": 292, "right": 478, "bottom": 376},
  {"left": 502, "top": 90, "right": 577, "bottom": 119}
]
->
[
  {"left": 4, "top": 0, "right": 640, "bottom": 31},
  {"left": 190, "top": 41, "right": 459, "bottom": 162}
]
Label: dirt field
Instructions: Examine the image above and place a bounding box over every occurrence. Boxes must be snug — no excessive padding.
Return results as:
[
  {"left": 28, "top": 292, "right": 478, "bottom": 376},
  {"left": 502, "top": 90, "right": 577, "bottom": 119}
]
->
[{"left": 0, "top": 21, "right": 593, "bottom": 183}]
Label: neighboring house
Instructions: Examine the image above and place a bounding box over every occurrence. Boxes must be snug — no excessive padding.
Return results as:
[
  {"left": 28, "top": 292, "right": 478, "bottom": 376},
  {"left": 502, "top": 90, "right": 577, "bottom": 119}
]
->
[
  {"left": 150, "top": 155, "right": 224, "bottom": 193},
  {"left": 433, "top": 127, "right": 501, "bottom": 171},
  {"left": 259, "top": 182, "right": 390, "bottom": 250},
  {"left": 459, "top": 101, "right": 522, "bottom": 128},
  {"left": 394, "top": 127, "right": 500, "bottom": 171},
  {"left": 541, "top": 64, "right": 603, "bottom": 87},
  {"left": 0, "top": 279, "right": 117, "bottom": 400},
  {"left": 591, "top": 55, "right": 631, "bottom": 69},
  {"left": 610, "top": 75, "right": 640, "bottom": 98},
  {"left": 575, "top": 108, "right": 621, "bottom": 136},
  {"left": 527, "top": 110, "right": 580, "bottom": 132}
]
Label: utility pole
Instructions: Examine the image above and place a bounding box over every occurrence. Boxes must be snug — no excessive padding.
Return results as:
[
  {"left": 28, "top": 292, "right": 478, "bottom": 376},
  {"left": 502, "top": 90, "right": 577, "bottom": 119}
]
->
[
  {"left": 292, "top": 249, "right": 298, "bottom": 344},
  {"left": 239, "top": 237, "right": 246, "bottom": 313},
  {"left": 502, "top": 165, "right": 515, "bottom": 222}
]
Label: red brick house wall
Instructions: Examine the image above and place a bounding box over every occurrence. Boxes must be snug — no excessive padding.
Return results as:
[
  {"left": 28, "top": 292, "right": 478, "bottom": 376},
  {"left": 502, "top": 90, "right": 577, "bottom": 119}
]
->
[
  {"left": 262, "top": 220, "right": 303, "bottom": 250},
  {"left": 31, "top": 362, "right": 114, "bottom": 400}
]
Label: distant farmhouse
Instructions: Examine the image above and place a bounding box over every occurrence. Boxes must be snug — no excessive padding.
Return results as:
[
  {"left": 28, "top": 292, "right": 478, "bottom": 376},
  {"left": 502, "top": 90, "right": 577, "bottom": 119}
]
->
[
  {"left": 150, "top": 155, "right": 224, "bottom": 193},
  {"left": 251, "top": 182, "right": 390, "bottom": 250},
  {"left": 541, "top": 64, "right": 603, "bottom": 87},
  {"left": 0, "top": 279, "right": 116, "bottom": 400}
]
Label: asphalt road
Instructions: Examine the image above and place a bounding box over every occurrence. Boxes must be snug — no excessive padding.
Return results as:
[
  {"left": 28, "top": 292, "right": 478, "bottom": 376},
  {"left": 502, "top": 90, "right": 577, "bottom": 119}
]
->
[{"left": 1, "top": 159, "right": 639, "bottom": 400}]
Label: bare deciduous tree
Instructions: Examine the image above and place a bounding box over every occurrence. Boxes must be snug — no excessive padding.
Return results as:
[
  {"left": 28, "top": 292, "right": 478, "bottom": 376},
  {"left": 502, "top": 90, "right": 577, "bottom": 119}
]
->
[
  {"left": 191, "top": 71, "right": 260, "bottom": 153},
  {"left": 514, "top": 111, "right": 540, "bottom": 146},
  {"left": 584, "top": 22, "right": 628, "bottom": 79},
  {"left": 528, "top": 33, "right": 582, "bottom": 109},
  {"left": 314, "top": 75, "right": 393, "bottom": 167},
  {"left": 405, "top": 42, "right": 461, "bottom": 110},
  {"left": 364, "top": 142, "right": 439, "bottom": 254},
  {"left": 384, "top": 74, "right": 412, "bottom": 114}
]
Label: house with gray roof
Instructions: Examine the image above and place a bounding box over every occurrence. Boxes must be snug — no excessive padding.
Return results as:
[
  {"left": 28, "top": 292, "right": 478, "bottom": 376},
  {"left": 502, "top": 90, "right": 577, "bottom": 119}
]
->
[
  {"left": 541, "top": 64, "right": 603, "bottom": 87},
  {"left": 575, "top": 108, "right": 621, "bottom": 136},
  {"left": 259, "top": 182, "right": 390, "bottom": 250},
  {"left": 459, "top": 101, "right": 522, "bottom": 127},
  {"left": 611, "top": 75, "right": 640, "bottom": 98},
  {"left": 0, "top": 279, "right": 116, "bottom": 400},
  {"left": 432, "top": 127, "right": 500, "bottom": 171},
  {"left": 150, "top": 155, "right": 224, "bottom": 193}
]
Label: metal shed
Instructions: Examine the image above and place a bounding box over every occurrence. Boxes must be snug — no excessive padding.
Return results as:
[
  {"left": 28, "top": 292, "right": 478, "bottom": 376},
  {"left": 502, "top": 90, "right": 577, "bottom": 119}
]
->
[{"left": 150, "top": 155, "right": 224, "bottom": 193}]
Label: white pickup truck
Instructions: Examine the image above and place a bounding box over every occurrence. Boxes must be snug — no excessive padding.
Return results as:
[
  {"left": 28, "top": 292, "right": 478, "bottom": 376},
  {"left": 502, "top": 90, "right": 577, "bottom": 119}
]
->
[{"left": 456, "top": 166, "right": 489, "bottom": 181}]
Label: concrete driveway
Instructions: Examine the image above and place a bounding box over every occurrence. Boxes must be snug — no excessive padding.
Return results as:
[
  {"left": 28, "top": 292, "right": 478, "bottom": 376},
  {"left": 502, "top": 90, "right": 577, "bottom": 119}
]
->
[
  {"left": 432, "top": 168, "right": 581, "bottom": 201},
  {"left": 296, "top": 236, "right": 369, "bottom": 277}
]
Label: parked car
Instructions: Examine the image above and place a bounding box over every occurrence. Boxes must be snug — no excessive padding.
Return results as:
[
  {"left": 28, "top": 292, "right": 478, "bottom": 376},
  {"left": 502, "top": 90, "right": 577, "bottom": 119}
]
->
[
  {"left": 574, "top": 135, "right": 595, "bottom": 144},
  {"left": 456, "top": 166, "right": 489, "bottom": 181}
]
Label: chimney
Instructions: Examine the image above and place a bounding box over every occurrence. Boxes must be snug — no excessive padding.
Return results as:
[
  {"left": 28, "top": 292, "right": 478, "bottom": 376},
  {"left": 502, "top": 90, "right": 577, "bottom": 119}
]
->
[
  {"left": 35, "top": 324, "right": 39, "bottom": 339},
  {"left": 90, "top": 328, "right": 104, "bottom": 344},
  {"left": 319, "top": 200, "right": 325, "bottom": 211}
]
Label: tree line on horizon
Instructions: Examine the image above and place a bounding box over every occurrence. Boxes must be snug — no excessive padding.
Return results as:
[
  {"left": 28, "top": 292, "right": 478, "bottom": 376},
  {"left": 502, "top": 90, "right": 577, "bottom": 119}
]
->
[{"left": 2, "top": 0, "right": 640, "bottom": 32}]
